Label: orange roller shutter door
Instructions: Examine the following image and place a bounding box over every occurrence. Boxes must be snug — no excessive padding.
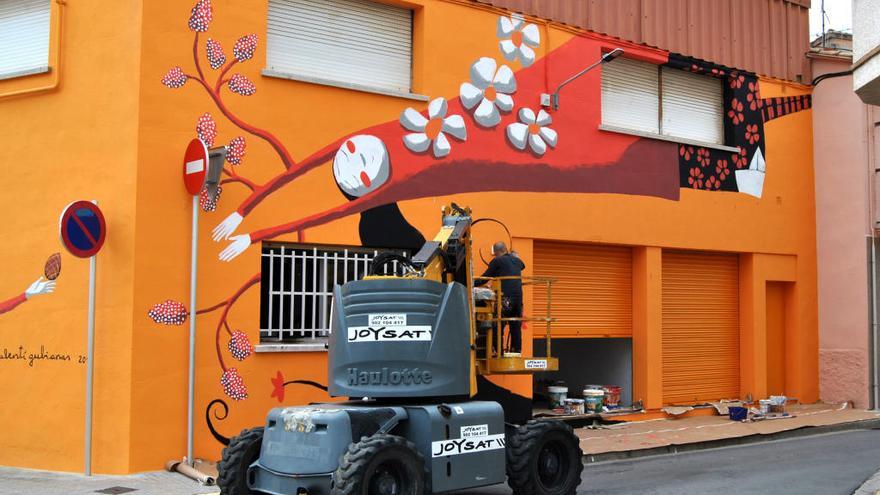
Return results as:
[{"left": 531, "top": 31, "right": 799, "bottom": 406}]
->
[
  {"left": 533, "top": 241, "right": 632, "bottom": 338},
  {"left": 662, "top": 251, "right": 740, "bottom": 404}
]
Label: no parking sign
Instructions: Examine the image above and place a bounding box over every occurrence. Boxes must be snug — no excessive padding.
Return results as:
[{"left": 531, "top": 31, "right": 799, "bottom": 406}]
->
[{"left": 59, "top": 201, "right": 106, "bottom": 258}]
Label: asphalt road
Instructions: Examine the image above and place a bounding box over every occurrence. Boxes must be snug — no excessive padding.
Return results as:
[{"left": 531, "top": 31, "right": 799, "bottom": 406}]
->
[{"left": 454, "top": 429, "right": 880, "bottom": 495}]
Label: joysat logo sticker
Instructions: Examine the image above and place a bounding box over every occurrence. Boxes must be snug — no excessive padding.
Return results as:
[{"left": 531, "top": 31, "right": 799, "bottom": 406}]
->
[
  {"left": 461, "top": 424, "right": 489, "bottom": 438},
  {"left": 369, "top": 313, "right": 407, "bottom": 326},
  {"left": 432, "top": 433, "right": 505, "bottom": 457},
  {"left": 347, "top": 313, "right": 432, "bottom": 342},
  {"left": 524, "top": 359, "right": 547, "bottom": 369}
]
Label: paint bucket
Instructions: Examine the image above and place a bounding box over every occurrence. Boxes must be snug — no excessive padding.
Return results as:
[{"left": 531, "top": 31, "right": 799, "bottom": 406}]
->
[
  {"left": 603, "top": 385, "right": 622, "bottom": 407},
  {"left": 583, "top": 388, "right": 605, "bottom": 413},
  {"left": 548, "top": 386, "right": 568, "bottom": 410},
  {"left": 564, "top": 398, "right": 585, "bottom": 415},
  {"left": 759, "top": 399, "right": 771, "bottom": 414},
  {"left": 729, "top": 406, "right": 748, "bottom": 421}
]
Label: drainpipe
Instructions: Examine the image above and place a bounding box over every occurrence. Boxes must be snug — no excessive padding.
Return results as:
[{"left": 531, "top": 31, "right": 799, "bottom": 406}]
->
[{"left": 871, "top": 235, "right": 879, "bottom": 409}]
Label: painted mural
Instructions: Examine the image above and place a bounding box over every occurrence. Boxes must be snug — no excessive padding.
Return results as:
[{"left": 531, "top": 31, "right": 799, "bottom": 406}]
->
[
  {"left": 1, "top": 253, "right": 59, "bottom": 316},
  {"left": 665, "top": 55, "right": 812, "bottom": 197},
  {"left": 154, "top": 0, "right": 813, "bottom": 444}
]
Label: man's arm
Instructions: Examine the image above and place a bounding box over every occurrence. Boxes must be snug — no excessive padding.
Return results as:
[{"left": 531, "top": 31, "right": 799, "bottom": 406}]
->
[{"left": 474, "top": 258, "right": 499, "bottom": 285}]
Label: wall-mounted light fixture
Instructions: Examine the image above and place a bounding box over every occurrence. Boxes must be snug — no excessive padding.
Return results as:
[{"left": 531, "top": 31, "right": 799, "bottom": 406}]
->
[{"left": 540, "top": 48, "right": 625, "bottom": 110}]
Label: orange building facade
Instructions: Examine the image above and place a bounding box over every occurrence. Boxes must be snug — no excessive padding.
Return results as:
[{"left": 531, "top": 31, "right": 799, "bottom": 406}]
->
[{"left": 0, "top": 0, "right": 817, "bottom": 474}]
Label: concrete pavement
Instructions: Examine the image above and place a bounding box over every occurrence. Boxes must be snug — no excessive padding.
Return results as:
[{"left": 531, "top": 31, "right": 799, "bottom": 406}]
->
[
  {"left": 455, "top": 429, "right": 880, "bottom": 494},
  {"left": 0, "top": 467, "right": 219, "bottom": 495},
  {"left": 854, "top": 468, "right": 880, "bottom": 495},
  {"left": 2, "top": 428, "right": 879, "bottom": 494}
]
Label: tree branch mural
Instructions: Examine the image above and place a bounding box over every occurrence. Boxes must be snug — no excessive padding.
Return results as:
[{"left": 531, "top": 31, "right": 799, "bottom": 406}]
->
[{"left": 149, "top": 272, "right": 259, "bottom": 400}]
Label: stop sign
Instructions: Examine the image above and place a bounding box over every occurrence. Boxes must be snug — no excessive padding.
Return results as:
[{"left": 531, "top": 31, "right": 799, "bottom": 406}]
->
[{"left": 183, "top": 138, "right": 209, "bottom": 195}]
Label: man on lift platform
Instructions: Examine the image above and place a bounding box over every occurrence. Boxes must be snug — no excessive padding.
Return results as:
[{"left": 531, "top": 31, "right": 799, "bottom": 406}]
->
[{"left": 476, "top": 241, "right": 525, "bottom": 354}]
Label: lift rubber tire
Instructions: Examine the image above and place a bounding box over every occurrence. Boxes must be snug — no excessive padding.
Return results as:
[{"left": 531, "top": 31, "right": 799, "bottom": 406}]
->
[
  {"left": 506, "top": 419, "right": 583, "bottom": 495},
  {"left": 331, "top": 433, "right": 428, "bottom": 495},
  {"left": 217, "top": 427, "right": 264, "bottom": 495}
]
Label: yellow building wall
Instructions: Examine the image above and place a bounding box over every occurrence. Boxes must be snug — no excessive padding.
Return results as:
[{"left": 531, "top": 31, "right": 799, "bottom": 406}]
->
[
  {"left": 0, "top": 0, "right": 142, "bottom": 473},
  {"left": 0, "top": 0, "right": 818, "bottom": 474}
]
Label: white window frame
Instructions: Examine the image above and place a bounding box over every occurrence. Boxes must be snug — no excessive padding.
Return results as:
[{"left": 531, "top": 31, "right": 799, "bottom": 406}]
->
[
  {"left": 0, "top": 0, "right": 52, "bottom": 80},
  {"left": 257, "top": 243, "right": 408, "bottom": 352},
  {"left": 263, "top": 0, "right": 428, "bottom": 102},
  {"left": 600, "top": 57, "right": 738, "bottom": 153}
]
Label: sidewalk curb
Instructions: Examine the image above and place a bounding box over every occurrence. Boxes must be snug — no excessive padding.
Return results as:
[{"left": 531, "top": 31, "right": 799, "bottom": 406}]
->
[
  {"left": 582, "top": 418, "right": 880, "bottom": 464},
  {"left": 853, "top": 467, "right": 880, "bottom": 495}
]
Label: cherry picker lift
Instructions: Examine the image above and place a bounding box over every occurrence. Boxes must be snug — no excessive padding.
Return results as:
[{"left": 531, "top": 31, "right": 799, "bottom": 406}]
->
[{"left": 218, "top": 204, "right": 582, "bottom": 495}]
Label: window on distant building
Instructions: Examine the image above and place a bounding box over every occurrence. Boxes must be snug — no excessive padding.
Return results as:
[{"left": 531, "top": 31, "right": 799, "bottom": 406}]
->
[
  {"left": 266, "top": 0, "right": 414, "bottom": 96},
  {"left": 0, "top": 0, "right": 51, "bottom": 79},
  {"left": 601, "top": 56, "right": 724, "bottom": 147},
  {"left": 260, "top": 243, "right": 408, "bottom": 345}
]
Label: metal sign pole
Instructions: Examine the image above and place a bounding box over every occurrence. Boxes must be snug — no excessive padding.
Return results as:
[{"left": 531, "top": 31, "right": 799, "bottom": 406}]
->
[
  {"left": 60, "top": 199, "right": 105, "bottom": 477},
  {"left": 84, "top": 247, "right": 97, "bottom": 475},
  {"left": 187, "top": 194, "right": 198, "bottom": 466}
]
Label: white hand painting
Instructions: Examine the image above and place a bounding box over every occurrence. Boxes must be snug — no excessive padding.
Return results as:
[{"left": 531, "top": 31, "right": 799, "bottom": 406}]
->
[
  {"left": 213, "top": 211, "right": 244, "bottom": 241},
  {"left": 25, "top": 277, "right": 56, "bottom": 299},
  {"left": 219, "top": 234, "right": 251, "bottom": 262}
]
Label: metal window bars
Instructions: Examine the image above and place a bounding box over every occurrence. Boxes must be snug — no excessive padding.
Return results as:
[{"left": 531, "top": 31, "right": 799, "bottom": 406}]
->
[{"left": 260, "top": 244, "right": 406, "bottom": 343}]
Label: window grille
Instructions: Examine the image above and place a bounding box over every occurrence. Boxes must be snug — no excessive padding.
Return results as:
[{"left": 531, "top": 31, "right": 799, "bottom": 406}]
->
[{"left": 260, "top": 243, "right": 407, "bottom": 343}]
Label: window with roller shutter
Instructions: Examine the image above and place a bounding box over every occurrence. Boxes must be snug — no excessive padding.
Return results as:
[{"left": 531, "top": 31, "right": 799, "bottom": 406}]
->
[
  {"left": 0, "top": 0, "right": 51, "bottom": 79},
  {"left": 601, "top": 57, "right": 724, "bottom": 147},
  {"left": 266, "top": 0, "right": 413, "bottom": 95}
]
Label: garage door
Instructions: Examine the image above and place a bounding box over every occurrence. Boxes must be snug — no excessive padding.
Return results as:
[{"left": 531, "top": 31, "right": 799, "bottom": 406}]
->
[
  {"left": 662, "top": 251, "right": 740, "bottom": 404},
  {"left": 533, "top": 241, "right": 632, "bottom": 338}
]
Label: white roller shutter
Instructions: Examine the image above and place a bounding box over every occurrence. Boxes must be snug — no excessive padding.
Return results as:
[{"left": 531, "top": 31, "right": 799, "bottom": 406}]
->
[
  {"left": 601, "top": 57, "right": 659, "bottom": 134},
  {"left": 0, "top": 0, "right": 50, "bottom": 76},
  {"left": 661, "top": 67, "right": 724, "bottom": 145},
  {"left": 267, "top": 0, "right": 412, "bottom": 93}
]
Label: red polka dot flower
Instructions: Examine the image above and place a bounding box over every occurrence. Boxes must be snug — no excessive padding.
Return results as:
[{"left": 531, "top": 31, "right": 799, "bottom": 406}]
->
[
  {"left": 228, "top": 330, "right": 253, "bottom": 361},
  {"left": 696, "top": 147, "right": 710, "bottom": 167},
  {"left": 200, "top": 184, "right": 221, "bottom": 212},
  {"left": 731, "top": 148, "right": 748, "bottom": 169},
  {"left": 233, "top": 34, "right": 258, "bottom": 62},
  {"left": 688, "top": 167, "right": 704, "bottom": 189},
  {"left": 161, "top": 67, "right": 187, "bottom": 89},
  {"left": 679, "top": 145, "right": 694, "bottom": 161},
  {"left": 228, "top": 74, "right": 256, "bottom": 96},
  {"left": 221, "top": 368, "right": 248, "bottom": 400},
  {"left": 206, "top": 38, "right": 226, "bottom": 70},
  {"left": 148, "top": 300, "right": 189, "bottom": 325},
  {"left": 728, "top": 98, "right": 745, "bottom": 125},
  {"left": 196, "top": 113, "right": 217, "bottom": 147},
  {"left": 188, "top": 0, "right": 213, "bottom": 32},
  {"left": 226, "top": 136, "right": 246, "bottom": 165}
]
